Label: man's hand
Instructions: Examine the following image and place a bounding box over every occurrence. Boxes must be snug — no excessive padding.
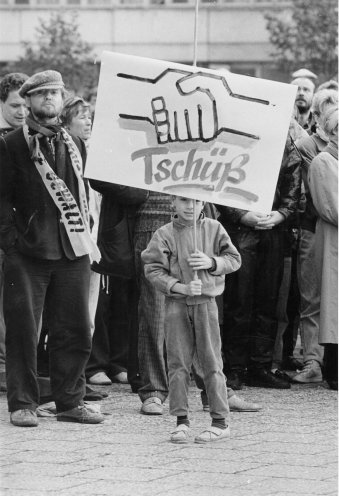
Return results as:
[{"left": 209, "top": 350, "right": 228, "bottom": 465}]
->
[
  {"left": 186, "top": 279, "right": 203, "bottom": 296},
  {"left": 240, "top": 211, "right": 270, "bottom": 227},
  {"left": 255, "top": 211, "right": 285, "bottom": 230},
  {"left": 187, "top": 250, "right": 213, "bottom": 270}
]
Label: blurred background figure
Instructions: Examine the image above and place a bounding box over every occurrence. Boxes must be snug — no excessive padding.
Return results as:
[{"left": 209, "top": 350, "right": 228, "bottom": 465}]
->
[
  {"left": 82, "top": 85, "right": 148, "bottom": 390},
  {"left": 308, "top": 104, "right": 338, "bottom": 391},
  {"left": 291, "top": 68, "right": 317, "bottom": 82},
  {"left": 0, "top": 72, "right": 28, "bottom": 392},
  {"left": 0, "top": 72, "right": 28, "bottom": 135},
  {"left": 220, "top": 131, "right": 302, "bottom": 390},
  {"left": 291, "top": 76, "right": 316, "bottom": 134},
  {"left": 61, "top": 96, "right": 101, "bottom": 338},
  {"left": 272, "top": 108, "right": 307, "bottom": 375},
  {"left": 87, "top": 181, "right": 148, "bottom": 389},
  {"left": 293, "top": 88, "right": 338, "bottom": 384}
]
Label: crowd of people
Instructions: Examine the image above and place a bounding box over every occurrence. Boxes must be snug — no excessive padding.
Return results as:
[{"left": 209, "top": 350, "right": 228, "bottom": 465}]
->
[{"left": 0, "top": 66, "right": 337, "bottom": 444}]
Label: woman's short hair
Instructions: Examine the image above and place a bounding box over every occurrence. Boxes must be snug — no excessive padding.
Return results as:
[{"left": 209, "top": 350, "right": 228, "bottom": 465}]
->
[
  {"left": 322, "top": 104, "right": 338, "bottom": 137},
  {"left": 312, "top": 89, "right": 338, "bottom": 117},
  {"left": 60, "top": 96, "right": 90, "bottom": 127}
]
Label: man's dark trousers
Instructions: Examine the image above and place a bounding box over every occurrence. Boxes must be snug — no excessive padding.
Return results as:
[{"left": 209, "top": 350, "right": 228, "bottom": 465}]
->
[
  {"left": 223, "top": 228, "right": 284, "bottom": 371},
  {"left": 4, "top": 251, "right": 92, "bottom": 413}
]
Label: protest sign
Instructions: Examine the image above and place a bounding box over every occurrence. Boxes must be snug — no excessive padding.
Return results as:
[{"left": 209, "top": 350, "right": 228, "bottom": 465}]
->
[{"left": 85, "top": 51, "right": 297, "bottom": 213}]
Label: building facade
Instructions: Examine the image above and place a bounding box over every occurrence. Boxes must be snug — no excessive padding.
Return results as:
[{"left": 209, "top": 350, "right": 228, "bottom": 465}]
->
[{"left": 0, "top": 0, "right": 291, "bottom": 80}]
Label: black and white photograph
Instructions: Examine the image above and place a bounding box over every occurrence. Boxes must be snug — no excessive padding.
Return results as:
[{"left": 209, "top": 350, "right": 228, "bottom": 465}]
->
[{"left": 0, "top": 0, "right": 337, "bottom": 494}]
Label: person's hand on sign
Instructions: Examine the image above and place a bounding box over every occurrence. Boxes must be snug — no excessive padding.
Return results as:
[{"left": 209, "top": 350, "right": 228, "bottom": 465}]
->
[
  {"left": 240, "top": 211, "right": 270, "bottom": 228},
  {"left": 255, "top": 211, "right": 285, "bottom": 230},
  {"left": 187, "top": 250, "right": 213, "bottom": 271},
  {"left": 118, "top": 68, "right": 269, "bottom": 145}
]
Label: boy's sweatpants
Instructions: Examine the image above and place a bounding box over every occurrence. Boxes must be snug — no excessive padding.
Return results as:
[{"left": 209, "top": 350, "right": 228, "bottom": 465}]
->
[{"left": 164, "top": 298, "right": 229, "bottom": 422}]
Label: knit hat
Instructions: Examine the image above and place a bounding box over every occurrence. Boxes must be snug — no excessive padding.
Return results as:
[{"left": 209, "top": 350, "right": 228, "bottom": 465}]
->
[{"left": 19, "top": 70, "right": 64, "bottom": 98}]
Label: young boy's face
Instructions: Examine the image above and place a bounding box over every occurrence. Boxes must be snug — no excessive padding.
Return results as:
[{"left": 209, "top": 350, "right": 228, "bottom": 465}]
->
[{"left": 172, "top": 196, "right": 204, "bottom": 223}]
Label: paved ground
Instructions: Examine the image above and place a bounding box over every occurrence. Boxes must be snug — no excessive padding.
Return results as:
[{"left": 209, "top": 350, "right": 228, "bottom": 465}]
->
[{"left": 0, "top": 379, "right": 337, "bottom": 496}]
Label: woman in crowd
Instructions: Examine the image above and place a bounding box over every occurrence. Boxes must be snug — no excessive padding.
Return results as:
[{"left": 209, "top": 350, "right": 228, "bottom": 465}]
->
[
  {"left": 60, "top": 96, "right": 107, "bottom": 400},
  {"left": 61, "top": 96, "right": 101, "bottom": 340},
  {"left": 308, "top": 104, "right": 338, "bottom": 390}
]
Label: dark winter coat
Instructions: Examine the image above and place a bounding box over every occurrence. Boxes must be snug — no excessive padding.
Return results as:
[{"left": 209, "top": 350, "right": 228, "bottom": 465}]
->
[
  {"left": 0, "top": 127, "right": 87, "bottom": 259},
  {"left": 216, "top": 133, "right": 302, "bottom": 232},
  {"left": 89, "top": 179, "right": 148, "bottom": 279}
]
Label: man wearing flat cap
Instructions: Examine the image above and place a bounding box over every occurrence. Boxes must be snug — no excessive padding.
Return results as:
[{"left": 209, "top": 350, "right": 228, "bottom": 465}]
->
[{"left": 0, "top": 70, "right": 103, "bottom": 427}]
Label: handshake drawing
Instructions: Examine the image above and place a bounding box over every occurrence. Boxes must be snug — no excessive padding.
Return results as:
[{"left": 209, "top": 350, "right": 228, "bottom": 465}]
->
[{"left": 118, "top": 68, "right": 270, "bottom": 144}]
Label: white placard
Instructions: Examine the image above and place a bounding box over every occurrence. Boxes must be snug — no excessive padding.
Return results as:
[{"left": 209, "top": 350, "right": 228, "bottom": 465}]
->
[{"left": 85, "top": 51, "right": 297, "bottom": 213}]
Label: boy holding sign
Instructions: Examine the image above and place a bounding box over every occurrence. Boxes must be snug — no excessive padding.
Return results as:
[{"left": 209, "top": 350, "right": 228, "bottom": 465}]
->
[{"left": 141, "top": 196, "right": 241, "bottom": 443}]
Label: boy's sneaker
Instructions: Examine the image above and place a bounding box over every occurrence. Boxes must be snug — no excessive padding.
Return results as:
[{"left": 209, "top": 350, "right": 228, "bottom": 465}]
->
[
  {"left": 170, "top": 424, "right": 190, "bottom": 444},
  {"left": 293, "top": 360, "right": 323, "bottom": 383},
  {"left": 57, "top": 405, "right": 104, "bottom": 423},
  {"left": 10, "top": 409, "right": 38, "bottom": 427},
  {"left": 194, "top": 425, "right": 230, "bottom": 444}
]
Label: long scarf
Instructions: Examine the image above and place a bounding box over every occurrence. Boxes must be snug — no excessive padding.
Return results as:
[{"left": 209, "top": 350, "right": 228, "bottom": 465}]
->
[{"left": 23, "top": 118, "right": 101, "bottom": 262}]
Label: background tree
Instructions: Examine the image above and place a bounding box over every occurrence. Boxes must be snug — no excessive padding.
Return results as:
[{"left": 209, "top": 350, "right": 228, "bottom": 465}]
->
[
  {"left": 265, "top": 0, "right": 338, "bottom": 82},
  {"left": 2, "top": 12, "right": 98, "bottom": 95}
]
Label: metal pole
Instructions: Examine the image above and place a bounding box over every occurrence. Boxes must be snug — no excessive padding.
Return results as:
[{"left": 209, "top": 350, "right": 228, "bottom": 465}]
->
[
  {"left": 193, "top": 0, "right": 199, "bottom": 68},
  {"left": 192, "top": 0, "right": 199, "bottom": 278}
]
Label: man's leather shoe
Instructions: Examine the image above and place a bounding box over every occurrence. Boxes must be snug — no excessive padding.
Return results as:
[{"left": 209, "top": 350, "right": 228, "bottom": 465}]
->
[
  {"left": 140, "top": 397, "right": 163, "bottom": 415},
  {"left": 246, "top": 368, "right": 291, "bottom": 389},
  {"left": 10, "top": 409, "right": 38, "bottom": 427},
  {"left": 111, "top": 371, "right": 128, "bottom": 384},
  {"left": 57, "top": 405, "right": 104, "bottom": 423},
  {"left": 228, "top": 394, "right": 262, "bottom": 412},
  {"left": 226, "top": 370, "right": 244, "bottom": 390},
  {"left": 272, "top": 369, "right": 293, "bottom": 383},
  {"left": 88, "top": 372, "right": 112, "bottom": 386}
]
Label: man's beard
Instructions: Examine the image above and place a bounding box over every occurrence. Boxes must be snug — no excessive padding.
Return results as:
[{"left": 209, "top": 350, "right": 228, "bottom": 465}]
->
[
  {"left": 33, "top": 108, "right": 60, "bottom": 120},
  {"left": 296, "top": 102, "right": 311, "bottom": 115}
]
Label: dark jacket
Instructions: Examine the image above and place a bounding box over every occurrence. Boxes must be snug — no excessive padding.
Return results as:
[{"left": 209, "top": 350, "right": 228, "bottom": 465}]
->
[
  {"left": 89, "top": 179, "right": 148, "bottom": 279},
  {"left": 216, "top": 133, "right": 302, "bottom": 232},
  {"left": 0, "top": 127, "right": 87, "bottom": 259}
]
